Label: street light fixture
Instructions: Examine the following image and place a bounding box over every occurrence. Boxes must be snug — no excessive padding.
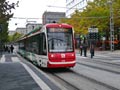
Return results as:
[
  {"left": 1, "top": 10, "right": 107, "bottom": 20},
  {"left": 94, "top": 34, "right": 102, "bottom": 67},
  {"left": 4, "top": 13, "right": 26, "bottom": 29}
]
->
[{"left": 108, "top": 0, "right": 114, "bottom": 51}]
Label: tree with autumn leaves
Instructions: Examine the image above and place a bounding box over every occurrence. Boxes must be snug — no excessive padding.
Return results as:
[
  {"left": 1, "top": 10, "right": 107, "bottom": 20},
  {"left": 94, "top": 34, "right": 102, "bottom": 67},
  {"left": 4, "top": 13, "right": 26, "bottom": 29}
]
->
[{"left": 61, "top": 0, "right": 120, "bottom": 39}]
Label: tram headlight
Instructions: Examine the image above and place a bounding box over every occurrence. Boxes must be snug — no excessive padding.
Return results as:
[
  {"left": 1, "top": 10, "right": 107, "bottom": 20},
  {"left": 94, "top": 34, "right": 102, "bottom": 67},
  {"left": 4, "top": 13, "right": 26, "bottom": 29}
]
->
[
  {"left": 51, "top": 54, "right": 54, "bottom": 58},
  {"left": 71, "top": 54, "right": 74, "bottom": 56}
]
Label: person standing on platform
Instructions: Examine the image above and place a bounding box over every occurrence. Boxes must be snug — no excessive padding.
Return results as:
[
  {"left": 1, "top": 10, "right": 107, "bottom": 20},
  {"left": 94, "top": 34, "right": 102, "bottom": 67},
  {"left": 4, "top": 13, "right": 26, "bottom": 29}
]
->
[
  {"left": 90, "top": 43, "right": 95, "bottom": 58},
  {"left": 79, "top": 40, "right": 83, "bottom": 56},
  {"left": 82, "top": 38, "right": 88, "bottom": 57}
]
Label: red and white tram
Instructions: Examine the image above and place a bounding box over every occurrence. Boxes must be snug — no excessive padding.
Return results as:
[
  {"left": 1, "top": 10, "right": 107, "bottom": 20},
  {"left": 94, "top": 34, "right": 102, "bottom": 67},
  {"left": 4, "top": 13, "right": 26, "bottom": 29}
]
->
[{"left": 18, "top": 23, "right": 76, "bottom": 68}]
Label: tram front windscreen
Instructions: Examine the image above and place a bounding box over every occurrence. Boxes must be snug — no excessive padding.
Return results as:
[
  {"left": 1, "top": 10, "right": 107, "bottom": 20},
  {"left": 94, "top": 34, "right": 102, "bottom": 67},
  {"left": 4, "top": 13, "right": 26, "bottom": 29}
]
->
[{"left": 47, "top": 28, "right": 74, "bottom": 53}]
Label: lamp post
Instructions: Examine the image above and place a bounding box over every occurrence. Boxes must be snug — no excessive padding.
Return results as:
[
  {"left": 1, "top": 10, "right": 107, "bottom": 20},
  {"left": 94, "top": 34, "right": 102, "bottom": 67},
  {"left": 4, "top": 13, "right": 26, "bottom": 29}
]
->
[{"left": 108, "top": 0, "right": 114, "bottom": 51}]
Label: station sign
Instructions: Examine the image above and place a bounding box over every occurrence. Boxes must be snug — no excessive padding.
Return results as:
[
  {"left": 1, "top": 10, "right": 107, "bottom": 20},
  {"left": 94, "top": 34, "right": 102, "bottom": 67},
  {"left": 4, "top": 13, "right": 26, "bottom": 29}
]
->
[
  {"left": 88, "top": 28, "right": 98, "bottom": 33},
  {"left": 88, "top": 28, "right": 99, "bottom": 40}
]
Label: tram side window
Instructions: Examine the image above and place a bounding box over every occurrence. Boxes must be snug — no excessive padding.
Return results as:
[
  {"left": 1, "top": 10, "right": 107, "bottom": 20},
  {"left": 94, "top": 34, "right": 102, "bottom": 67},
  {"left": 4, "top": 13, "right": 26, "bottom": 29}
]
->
[
  {"left": 19, "top": 41, "right": 25, "bottom": 50},
  {"left": 43, "top": 33, "right": 47, "bottom": 55},
  {"left": 31, "top": 35, "right": 39, "bottom": 54},
  {"left": 26, "top": 37, "right": 32, "bottom": 52},
  {"left": 39, "top": 33, "right": 47, "bottom": 55}
]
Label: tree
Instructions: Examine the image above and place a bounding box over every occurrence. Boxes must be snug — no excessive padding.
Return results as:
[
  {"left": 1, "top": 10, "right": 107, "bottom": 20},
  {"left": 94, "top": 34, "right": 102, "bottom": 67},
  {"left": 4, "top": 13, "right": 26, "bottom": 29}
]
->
[
  {"left": 60, "top": 0, "right": 120, "bottom": 38},
  {"left": 80, "top": 0, "right": 110, "bottom": 34},
  {"left": 0, "top": 0, "right": 19, "bottom": 43},
  {"left": 8, "top": 32, "right": 23, "bottom": 42}
]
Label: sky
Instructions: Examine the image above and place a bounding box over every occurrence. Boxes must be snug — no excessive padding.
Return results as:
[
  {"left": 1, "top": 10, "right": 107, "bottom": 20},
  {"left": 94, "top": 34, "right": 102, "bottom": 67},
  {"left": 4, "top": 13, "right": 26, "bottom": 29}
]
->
[{"left": 8, "top": 0, "right": 66, "bottom": 31}]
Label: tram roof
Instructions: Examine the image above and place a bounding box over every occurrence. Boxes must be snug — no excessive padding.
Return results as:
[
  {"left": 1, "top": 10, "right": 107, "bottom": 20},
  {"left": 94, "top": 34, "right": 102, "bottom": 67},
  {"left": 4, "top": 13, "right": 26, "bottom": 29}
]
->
[
  {"left": 25, "top": 26, "right": 42, "bottom": 37},
  {"left": 45, "top": 23, "right": 73, "bottom": 28},
  {"left": 17, "top": 23, "right": 73, "bottom": 41}
]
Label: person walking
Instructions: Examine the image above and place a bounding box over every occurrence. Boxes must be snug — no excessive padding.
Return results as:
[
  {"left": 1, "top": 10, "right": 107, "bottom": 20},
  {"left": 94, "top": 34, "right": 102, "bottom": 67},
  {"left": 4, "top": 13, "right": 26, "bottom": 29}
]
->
[
  {"left": 7, "top": 46, "right": 10, "bottom": 53},
  {"left": 79, "top": 40, "right": 83, "bottom": 56},
  {"left": 90, "top": 44, "right": 95, "bottom": 58},
  {"left": 82, "top": 39, "right": 88, "bottom": 57},
  {"left": 4, "top": 45, "right": 9, "bottom": 53},
  {"left": 10, "top": 45, "right": 14, "bottom": 53}
]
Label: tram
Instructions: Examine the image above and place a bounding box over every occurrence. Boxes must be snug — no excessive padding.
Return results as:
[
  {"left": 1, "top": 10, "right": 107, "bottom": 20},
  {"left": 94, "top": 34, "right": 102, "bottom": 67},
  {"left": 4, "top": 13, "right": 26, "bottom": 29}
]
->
[{"left": 17, "top": 23, "right": 76, "bottom": 68}]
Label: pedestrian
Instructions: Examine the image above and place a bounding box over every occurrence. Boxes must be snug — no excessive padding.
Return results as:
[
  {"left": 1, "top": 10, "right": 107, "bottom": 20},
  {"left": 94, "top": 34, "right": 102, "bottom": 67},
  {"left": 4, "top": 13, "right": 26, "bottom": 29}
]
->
[
  {"left": 10, "top": 45, "right": 14, "bottom": 53},
  {"left": 79, "top": 40, "right": 83, "bottom": 56},
  {"left": 3, "top": 45, "right": 6, "bottom": 52},
  {"left": 6, "top": 46, "right": 8, "bottom": 52},
  {"left": 8, "top": 46, "right": 10, "bottom": 53},
  {"left": 90, "top": 44, "right": 94, "bottom": 58},
  {"left": 82, "top": 39, "right": 88, "bottom": 57}
]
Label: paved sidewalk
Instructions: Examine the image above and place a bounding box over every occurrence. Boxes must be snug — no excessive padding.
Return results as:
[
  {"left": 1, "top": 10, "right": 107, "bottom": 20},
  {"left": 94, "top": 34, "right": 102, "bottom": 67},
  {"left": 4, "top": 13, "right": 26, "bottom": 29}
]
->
[
  {"left": 76, "top": 49, "right": 120, "bottom": 66},
  {"left": 0, "top": 52, "right": 63, "bottom": 90}
]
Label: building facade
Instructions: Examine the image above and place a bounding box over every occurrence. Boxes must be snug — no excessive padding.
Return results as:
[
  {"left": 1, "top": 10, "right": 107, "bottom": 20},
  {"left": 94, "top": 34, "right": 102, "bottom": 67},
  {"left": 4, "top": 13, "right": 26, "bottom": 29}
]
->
[
  {"left": 42, "top": 11, "right": 65, "bottom": 25},
  {"left": 66, "top": 0, "right": 90, "bottom": 17},
  {"left": 16, "top": 27, "right": 26, "bottom": 35},
  {"left": 26, "top": 23, "right": 42, "bottom": 34},
  {"left": 9, "top": 31, "right": 16, "bottom": 36}
]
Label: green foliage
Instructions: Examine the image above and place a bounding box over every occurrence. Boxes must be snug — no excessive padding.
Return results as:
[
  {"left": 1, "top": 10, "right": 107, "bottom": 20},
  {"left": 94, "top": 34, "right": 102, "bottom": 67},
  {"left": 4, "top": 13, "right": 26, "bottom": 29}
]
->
[
  {"left": 0, "top": 0, "right": 19, "bottom": 43},
  {"left": 8, "top": 32, "right": 23, "bottom": 42},
  {"left": 60, "top": 0, "right": 120, "bottom": 36}
]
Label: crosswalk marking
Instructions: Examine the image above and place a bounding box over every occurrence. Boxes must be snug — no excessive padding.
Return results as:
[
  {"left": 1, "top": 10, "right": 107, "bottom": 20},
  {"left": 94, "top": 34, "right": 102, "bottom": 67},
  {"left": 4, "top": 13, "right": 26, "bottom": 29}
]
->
[
  {"left": 0, "top": 56, "right": 20, "bottom": 63},
  {"left": 11, "top": 57, "right": 20, "bottom": 62},
  {"left": 20, "top": 62, "right": 52, "bottom": 90},
  {"left": 0, "top": 55, "right": 5, "bottom": 63}
]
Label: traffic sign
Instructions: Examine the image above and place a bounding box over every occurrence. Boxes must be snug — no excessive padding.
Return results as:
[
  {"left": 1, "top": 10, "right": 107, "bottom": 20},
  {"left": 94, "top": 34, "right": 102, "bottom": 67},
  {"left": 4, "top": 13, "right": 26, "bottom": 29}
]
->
[
  {"left": 88, "top": 33, "right": 99, "bottom": 40},
  {"left": 88, "top": 28, "right": 98, "bottom": 33},
  {"left": 88, "top": 27, "right": 99, "bottom": 40}
]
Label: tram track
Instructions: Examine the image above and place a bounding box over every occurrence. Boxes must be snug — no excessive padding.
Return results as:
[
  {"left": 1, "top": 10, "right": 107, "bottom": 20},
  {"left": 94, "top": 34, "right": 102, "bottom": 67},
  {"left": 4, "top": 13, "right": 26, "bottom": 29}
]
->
[
  {"left": 92, "top": 59, "right": 120, "bottom": 67},
  {"left": 43, "top": 68, "right": 119, "bottom": 90},
  {"left": 18, "top": 53, "right": 81, "bottom": 90},
  {"left": 49, "top": 73, "right": 81, "bottom": 90},
  {"left": 18, "top": 53, "right": 120, "bottom": 90},
  {"left": 77, "top": 58, "right": 120, "bottom": 70},
  {"left": 77, "top": 62, "right": 120, "bottom": 74},
  {"left": 27, "top": 56, "right": 120, "bottom": 90},
  {"left": 71, "top": 69, "right": 119, "bottom": 90},
  {"left": 42, "top": 69, "right": 81, "bottom": 90},
  {"left": 89, "top": 55, "right": 120, "bottom": 66}
]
